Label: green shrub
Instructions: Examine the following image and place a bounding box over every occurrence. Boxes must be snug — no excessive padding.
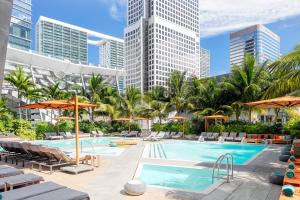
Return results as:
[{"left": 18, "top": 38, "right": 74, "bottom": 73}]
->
[
  {"left": 94, "top": 121, "right": 113, "bottom": 132},
  {"left": 284, "top": 119, "right": 300, "bottom": 137},
  {"left": 151, "top": 123, "right": 165, "bottom": 132},
  {"left": 15, "top": 129, "right": 36, "bottom": 140},
  {"left": 34, "top": 122, "right": 56, "bottom": 139},
  {"left": 79, "top": 121, "right": 96, "bottom": 133},
  {"left": 208, "top": 124, "right": 225, "bottom": 133},
  {"left": 57, "top": 120, "right": 73, "bottom": 132},
  {"left": 112, "top": 122, "right": 140, "bottom": 132},
  {"left": 12, "top": 119, "right": 30, "bottom": 131}
]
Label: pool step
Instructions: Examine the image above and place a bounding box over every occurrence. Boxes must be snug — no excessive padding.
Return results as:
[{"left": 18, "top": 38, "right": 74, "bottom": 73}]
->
[{"left": 148, "top": 144, "right": 167, "bottom": 159}]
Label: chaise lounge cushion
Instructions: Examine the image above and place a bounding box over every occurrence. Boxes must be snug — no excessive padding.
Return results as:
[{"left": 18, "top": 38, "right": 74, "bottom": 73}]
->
[
  {"left": 0, "top": 167, "right": 23, "bottom": 178},
  {"left": 25, "top": 187, "right": 90, "bottom": 200},
  {"left": 2, "top": 181, "right": 66, "bottom": 200}
]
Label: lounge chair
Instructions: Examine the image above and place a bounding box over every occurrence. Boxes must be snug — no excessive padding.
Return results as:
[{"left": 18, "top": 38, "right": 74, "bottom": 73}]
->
[
  {"left": 273, "top": 135, "right": 292, "bottom": 144},
  {"left": 207, "top": 133, "right": 219, "bottom": 140},
  {"left": 96, "top": 130, "right": 104, "bottom": 137},
  {"left": 44, "top": 132, "right": 63, "bottom": 140},
  {"left": 172, "top": 132, "right": 183, "bottom": 139},
  {"left": 220, "top": 132, "right": 229, "bottom": 138},
  {"left": 62, "top": 132, "right": 75, "bottom": 139},
  {"left": 246, "top": 134, "right": 262, "bottom": 143},
  {"left": 0, "top": 167, "right": 23, "bottom": 178},
  {"left": 26, "top": 187, "right": 90, "bottom": 200},
  {"left": 78, "top": 132, "right": 91, "bottom": 138},
  {"left": 127, "top": 131, "right": 139, "bottom": 137},
  {"left": 198, "top": 132, "right": 207, "bottom": 142},
  {"left": 225, "top": 132, "right": 237, "bottom": 141},
  {"left": 0, "top": 173, "right": 44, "bottom": 191},
  {"left": 32, "top": 147, "right": 91, "bottom": 174},
  {"left": 143, "top": 132, "right": 159, "bottom": 141},
  {"left": 234, "top": 132, "right": 246, "bottom": 142},
  {"left": 1, "top": 181, "right": 66, "bottom": 199}
]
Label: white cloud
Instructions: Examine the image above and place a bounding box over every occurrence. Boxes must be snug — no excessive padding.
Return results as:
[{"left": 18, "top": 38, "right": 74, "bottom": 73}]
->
[
  {"left": 200, "top": 0, "right": 300, "bottom": 37},
  {"left": 98, "top": 0, "right": 300, "bottom": 37},
  {"left": 98, "top": 0, "right": 127, "bottom": 21}
]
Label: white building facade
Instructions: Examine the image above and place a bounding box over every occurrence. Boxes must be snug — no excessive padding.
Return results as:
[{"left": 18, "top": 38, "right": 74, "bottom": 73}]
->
[
  {"left": 36, "top": 16, "right": 124, "bottom": 69},
  {"left": 200, "top": 47, "right": 210, "bottom": 78},
  {"left": 124, "top": 0, "right": 200, "bottom": 93},
  {"left": 230, "top": 24, "right": 281, "bottom": 67},
  {"left": 2, "top": 47, "right": 126, "bottom": 122}
]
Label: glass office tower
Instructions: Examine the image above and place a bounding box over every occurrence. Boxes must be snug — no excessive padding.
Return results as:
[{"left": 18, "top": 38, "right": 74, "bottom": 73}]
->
[
  {"left": 230, "top": 24, "right": 281, "bottom": 67},
  {"left": 9, "top": 0, "right": 32, "bottom": 50},
  {"left": 200, "top": 48, "right": 210, "bottom": 78},
  {"left": 124, "top": 0, "right": 200, "bottom": 92}
]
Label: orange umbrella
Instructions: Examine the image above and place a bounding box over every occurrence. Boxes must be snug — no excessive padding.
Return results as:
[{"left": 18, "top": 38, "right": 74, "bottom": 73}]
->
[
  {"left": 53, "top": 116, "right": 75, "bottom": 133},
  {"left": 169, "top": 116, "right": 188, "bottom": 120},
  {"left": 19, "top": 96, "right": 96, "bottom": 166},
  {"left": 169, "top": 116, "right": 188, "bottom": 135},
  {"left": 53, "top": 116, "right": 75, "bottom": 121},
  {"left": 245, "top": 96, "right": 300, "bottom": 108},
  {"left": 113, "top": 117, "right": 133, "bottom": 132},
  {"left": 204, "top": 115, "right": 229, "bottom": 131}
]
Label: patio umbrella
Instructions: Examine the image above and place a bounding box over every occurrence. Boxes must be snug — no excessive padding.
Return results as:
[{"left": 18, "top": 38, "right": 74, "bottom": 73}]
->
[
  {"left": 245, "top": 96, "right": 300, "bottom": 108},
  {"left": 204, "top": 115, "right": 229, "bottom": 131},
  {"left": 169, "top": 116, "right": 188, "bottom": 135},
  {"left": 18, "top": 96, "right": 96, "bottom": 166},
  {"left": 133, "top": 117, "right": 150, "bottom": 133},
  {"left": 113, "top": 117, "right": 133, "bottom": 132},
  {"left": 53, "top": 116, "right": 75, "bottom": 133}
]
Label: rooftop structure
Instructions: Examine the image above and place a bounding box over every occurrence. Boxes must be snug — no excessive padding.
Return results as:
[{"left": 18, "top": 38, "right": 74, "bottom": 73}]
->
[
  {"left": 2, "top": 46, "right": 125, "bottom": 122},
  {"left": 230, "top": 24, "right": 281, "bottom": 67}
]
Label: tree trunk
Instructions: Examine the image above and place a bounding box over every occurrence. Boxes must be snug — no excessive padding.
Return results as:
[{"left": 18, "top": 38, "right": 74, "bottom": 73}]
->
[
  {"left": 18, "top": 90, "right": 22, "bottom": 129},
  {"left": 248, "top": 108, "right": 252, "bottom": 123}
]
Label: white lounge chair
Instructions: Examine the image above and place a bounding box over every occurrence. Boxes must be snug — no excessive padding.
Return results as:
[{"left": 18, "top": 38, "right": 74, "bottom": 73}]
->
[{"left": 143, "top": 132, "right": 158, "bottom": 141}]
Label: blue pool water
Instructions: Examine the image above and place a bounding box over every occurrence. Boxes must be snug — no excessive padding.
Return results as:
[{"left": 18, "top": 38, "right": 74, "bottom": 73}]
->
[
  {"left": 138, "top": 164, "right": 218, "bottom": 191},
  {"left": 32, "top": 137, "right": 121, "bottom": 148},
  {"left": 145, "top": 142, "right": 266, "bottom": 164},
  {"left": 32, "top": 137, "right": 125, "bottom": 156}
]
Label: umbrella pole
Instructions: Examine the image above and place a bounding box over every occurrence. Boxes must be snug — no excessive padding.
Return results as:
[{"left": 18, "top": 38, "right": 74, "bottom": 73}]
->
[{"left": 74, "top": 95, "right": 79, "bottom": 166}]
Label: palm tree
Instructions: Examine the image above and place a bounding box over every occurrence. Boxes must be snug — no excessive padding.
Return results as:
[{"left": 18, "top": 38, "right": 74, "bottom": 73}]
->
[
  {"left": 118, "top": 86, "right": 142, "bottom": 118},
  {"left": 5, "top": 67, "right": 34, "bottom": 122},
  {"left": 0, "top": 97, "right": 13, "bottom": 121},
  {"left": 222, "top": 54, "right": 271, "bottom": 121},
  {"left": 265, "top": 45, "right": 300, "bottom": 97},
  {"left": 22, "top": 87, "right": 42, "bottom": 121},
  {"left": 168, "top": 70, "right": 190, "bottom": 115},
  {"left": 190, "top": 78, "right": 232, "bottom": 117},
  {"left": 86, "top": 74, "right": 108, "bottom": 121},
  {"left": 41, "top": 83, "right": 63, "bottom": 123}
]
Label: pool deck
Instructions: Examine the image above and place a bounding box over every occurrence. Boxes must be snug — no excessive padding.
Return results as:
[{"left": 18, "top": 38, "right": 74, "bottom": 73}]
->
[{"left": 1, "top": 140, "right": 286, "bottom": 200}]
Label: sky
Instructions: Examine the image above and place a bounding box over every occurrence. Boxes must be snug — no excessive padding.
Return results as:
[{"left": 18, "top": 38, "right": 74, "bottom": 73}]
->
[{"left": 31, "top": 0, "right": 300, "bottom": 76}]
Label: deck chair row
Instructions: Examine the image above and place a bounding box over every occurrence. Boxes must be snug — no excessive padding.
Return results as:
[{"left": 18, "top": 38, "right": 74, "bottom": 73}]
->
[{"left": 0, "top": 141, "right": 92, "bottom": 174}]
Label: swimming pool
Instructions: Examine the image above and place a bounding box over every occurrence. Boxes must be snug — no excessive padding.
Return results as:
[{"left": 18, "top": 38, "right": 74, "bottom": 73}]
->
[
  {"left": 32, "top": 137, "right": 121, "bottom": 148},
  {"left": 32, "top": 137, "right": 125, "bottom": 156},
  {"left": 143, "top": 141, "right": 266, "bottom": 164},
  {"left": 136, "top": 163, "right": 223, "bottom": 192}
]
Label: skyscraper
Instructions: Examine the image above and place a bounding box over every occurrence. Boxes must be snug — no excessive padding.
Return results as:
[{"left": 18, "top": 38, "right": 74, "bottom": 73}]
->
[
  {"left": 200, "top": 48, "right": 210, "bottom": 78},
  {"left": 230, "top": 24, "right": 280, "bottom": 67},
  {"left": 36, "top": 17, "right": 88, "bottom": 64},
  {"left": 36, "top": 16, "right": 124, "bottom": 67},
  {"left": 9, "top": 0, "right": 32, "bottom": 50},
  {"left": 124, "top": 0, "right": 200, "bottom": 93}
]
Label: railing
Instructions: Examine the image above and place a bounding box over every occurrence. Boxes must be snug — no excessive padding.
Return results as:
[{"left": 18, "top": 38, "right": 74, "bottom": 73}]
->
[
  {"left": 212, "top": 153, "right": 234, "bottom": 183},
  {"left": 80, "top": 140, "right": 96, "bottom": 154}
]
